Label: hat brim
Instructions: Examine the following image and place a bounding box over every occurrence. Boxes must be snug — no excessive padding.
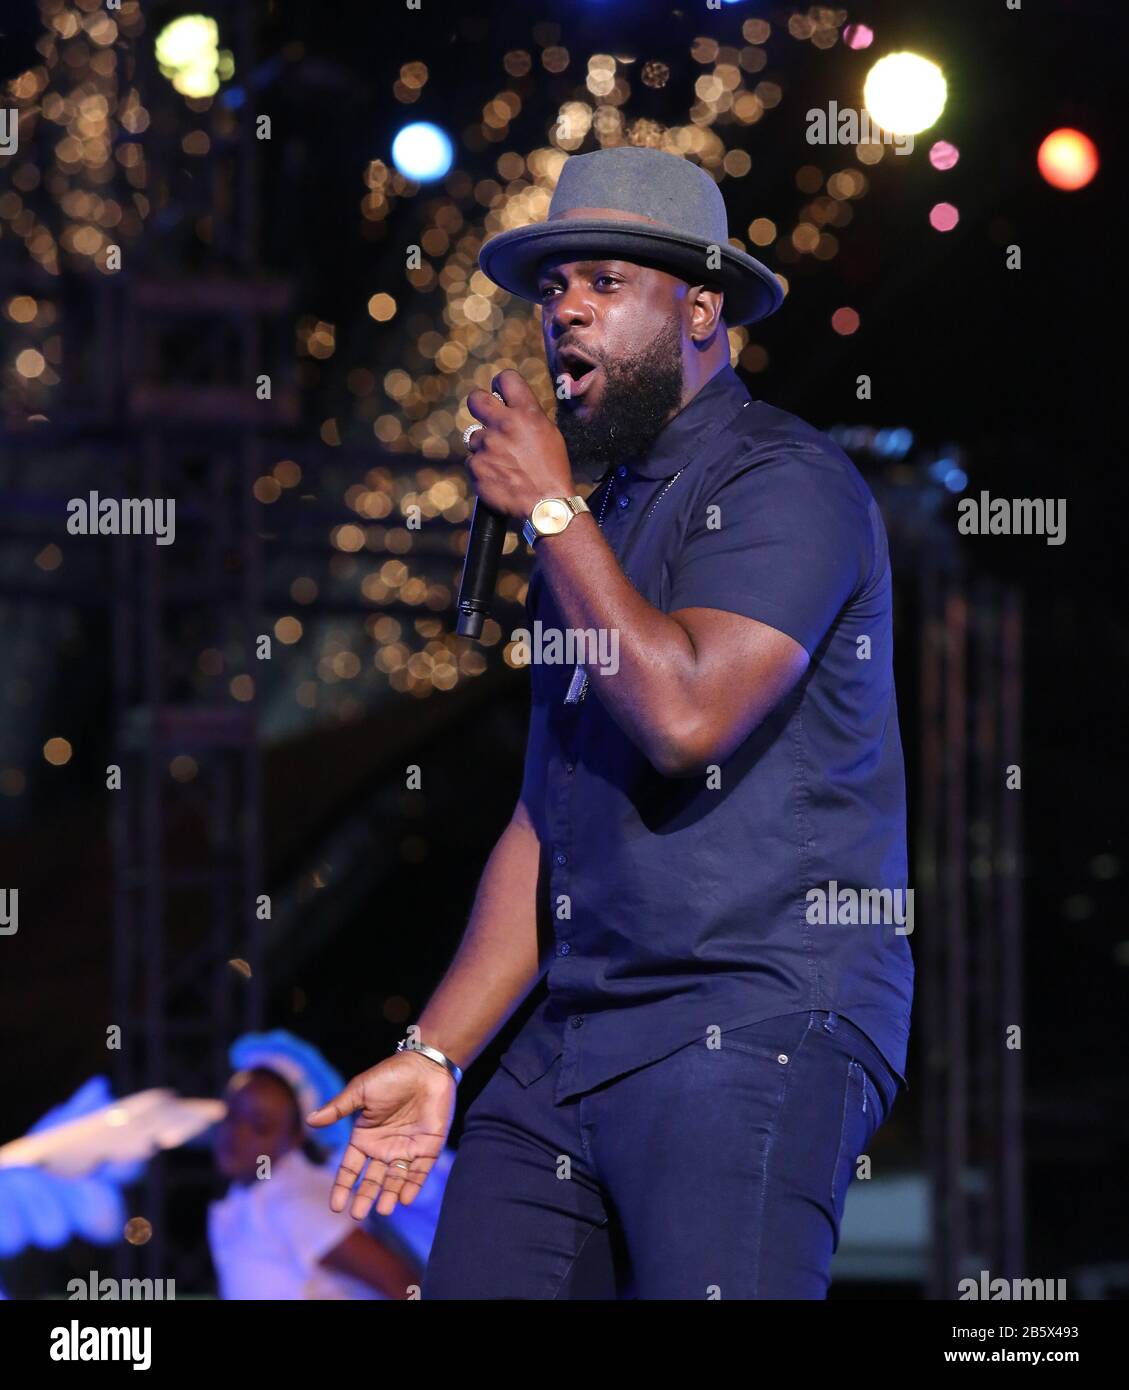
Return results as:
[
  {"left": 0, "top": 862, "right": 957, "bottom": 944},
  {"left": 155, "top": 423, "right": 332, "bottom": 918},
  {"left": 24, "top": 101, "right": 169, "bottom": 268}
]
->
[{"left": 479, "top": 219, "right": 783, "bottom": 326}]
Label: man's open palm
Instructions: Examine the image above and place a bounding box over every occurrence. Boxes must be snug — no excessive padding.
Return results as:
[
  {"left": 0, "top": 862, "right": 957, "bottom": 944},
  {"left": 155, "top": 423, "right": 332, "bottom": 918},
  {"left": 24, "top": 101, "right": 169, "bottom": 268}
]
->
[{"left": 306, "top": 1053, "right": 455, "bottom": 1219}]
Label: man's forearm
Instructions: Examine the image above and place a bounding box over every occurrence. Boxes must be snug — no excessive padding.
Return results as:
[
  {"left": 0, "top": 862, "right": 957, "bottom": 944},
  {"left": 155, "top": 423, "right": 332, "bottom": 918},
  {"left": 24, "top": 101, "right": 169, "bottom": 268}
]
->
[{"left": 413, "top": 808, "right": 544, "bottom": 1072}]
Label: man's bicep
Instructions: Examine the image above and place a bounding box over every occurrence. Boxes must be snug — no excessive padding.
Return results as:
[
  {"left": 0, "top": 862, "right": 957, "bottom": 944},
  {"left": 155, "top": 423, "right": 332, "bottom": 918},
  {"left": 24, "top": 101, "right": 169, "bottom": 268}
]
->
[{"left": 669, "top": 606, "right": 809, "bottom": 769}]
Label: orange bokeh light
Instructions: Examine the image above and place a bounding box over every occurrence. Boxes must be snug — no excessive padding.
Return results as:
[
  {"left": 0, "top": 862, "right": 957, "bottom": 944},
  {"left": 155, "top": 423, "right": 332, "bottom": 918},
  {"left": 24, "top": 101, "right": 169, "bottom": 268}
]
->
[{"left": 1037, "top": 128, "right": 1099, "bottom": 191}]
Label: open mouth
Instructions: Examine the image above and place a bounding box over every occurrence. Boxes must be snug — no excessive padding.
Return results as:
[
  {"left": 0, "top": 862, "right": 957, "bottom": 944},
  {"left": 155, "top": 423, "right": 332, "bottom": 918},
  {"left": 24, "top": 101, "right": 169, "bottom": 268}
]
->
[{"left": 556, "top": 346, "right": 601, "bottom": 400}]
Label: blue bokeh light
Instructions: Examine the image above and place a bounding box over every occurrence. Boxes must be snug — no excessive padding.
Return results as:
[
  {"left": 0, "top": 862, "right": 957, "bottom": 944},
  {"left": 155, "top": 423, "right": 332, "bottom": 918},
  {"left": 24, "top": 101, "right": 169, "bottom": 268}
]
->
[
  {"left": 928, "top": 458, "right": 968, "bottom": 492},
  {"left": 874, "top": 427, "right": 914, "bottom": 460}
]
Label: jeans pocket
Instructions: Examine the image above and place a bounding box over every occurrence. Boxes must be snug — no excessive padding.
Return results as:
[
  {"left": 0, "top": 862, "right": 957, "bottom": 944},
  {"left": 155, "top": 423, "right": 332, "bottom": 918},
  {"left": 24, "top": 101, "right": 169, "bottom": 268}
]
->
[{"left": 830, "top": 1058, "right": 868, "bottom": 1226}]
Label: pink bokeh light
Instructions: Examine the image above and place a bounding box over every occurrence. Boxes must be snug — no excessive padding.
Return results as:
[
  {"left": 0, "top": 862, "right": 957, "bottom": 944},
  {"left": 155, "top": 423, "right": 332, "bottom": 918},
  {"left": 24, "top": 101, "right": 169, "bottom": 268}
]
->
[
  {"left": 843, "top": 24, "right": 874, "bottom": 50},
  {"left": 929, "top": 202, "right": 960, "bottom": 232},
  {"left": 929, "top": 141, "right": 960, "bottom": 171}
]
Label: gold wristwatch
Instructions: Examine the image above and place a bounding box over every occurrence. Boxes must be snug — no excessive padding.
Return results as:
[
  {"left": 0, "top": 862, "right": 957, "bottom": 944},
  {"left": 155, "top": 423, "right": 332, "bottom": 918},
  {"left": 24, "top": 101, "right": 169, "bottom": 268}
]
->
[{"left": 522, "top": 495, "right": 590, "bottom": 546}]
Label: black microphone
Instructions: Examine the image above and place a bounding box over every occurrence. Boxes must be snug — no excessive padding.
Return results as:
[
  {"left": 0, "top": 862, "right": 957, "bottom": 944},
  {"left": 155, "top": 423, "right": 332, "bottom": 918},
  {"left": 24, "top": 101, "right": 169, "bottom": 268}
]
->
[
  {"left": 456, "top": 388, "right": 509, "bottom": 639},
  {"left": 455, "top": 497, "right": 507, "bottom": 639}
]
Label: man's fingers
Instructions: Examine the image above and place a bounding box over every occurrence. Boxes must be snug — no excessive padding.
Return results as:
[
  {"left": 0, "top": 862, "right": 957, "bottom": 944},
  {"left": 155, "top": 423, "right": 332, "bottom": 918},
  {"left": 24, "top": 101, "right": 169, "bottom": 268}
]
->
[
  {"left": 490, "top": 367, "right": 536, "bottom": 408},
  {"left": 466, "top": 386, "right": 508, "bottom": 426},
  {"left": 348, "top": 1181, "right": 377, "bottom": 1222},
  {"left": 371, "top": 1154, "right": 431, "bottom": 1217},
  {"left": 349, "top": 1156, "right": 398, "bottom": 1221},
  {"left": 351, "top": 1157, "right": 404, "bottom": 1219},
  {"left": 348, "top": 1146, "right": 441, "bottom": 1219},
  {"left": 385, "top": 1153, "right": 436, "bottom": 1209},
  {"left": 327, "top": 1143, "right": 368, "bottom": 1213}
]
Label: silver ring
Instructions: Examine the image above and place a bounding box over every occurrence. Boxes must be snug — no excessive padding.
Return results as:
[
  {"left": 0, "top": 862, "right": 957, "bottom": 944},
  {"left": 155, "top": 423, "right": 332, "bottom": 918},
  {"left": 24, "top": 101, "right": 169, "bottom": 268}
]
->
[
  {"left": 390, "top": 1159, "right": 412, "bottom": 1171},
  {"left": 463, "top": 391, "right": 504, "bottom": 451}
]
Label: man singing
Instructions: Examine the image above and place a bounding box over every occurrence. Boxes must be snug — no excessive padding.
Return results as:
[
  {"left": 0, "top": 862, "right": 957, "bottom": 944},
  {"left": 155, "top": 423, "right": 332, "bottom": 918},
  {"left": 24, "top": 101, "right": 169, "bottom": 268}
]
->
[{"left": 308, "top": 146, "right": 914, "bottom": 1299}]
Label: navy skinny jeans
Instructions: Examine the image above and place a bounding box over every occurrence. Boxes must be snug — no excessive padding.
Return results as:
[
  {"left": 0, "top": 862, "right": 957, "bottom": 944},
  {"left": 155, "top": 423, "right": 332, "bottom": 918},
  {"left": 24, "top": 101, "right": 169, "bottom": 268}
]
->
[{"left": 423, "top": 1009, "right": 900, "bottom": 1299}]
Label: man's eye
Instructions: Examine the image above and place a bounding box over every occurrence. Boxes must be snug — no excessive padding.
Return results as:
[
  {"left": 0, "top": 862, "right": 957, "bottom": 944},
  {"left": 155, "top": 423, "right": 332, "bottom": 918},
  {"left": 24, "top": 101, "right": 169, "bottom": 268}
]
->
[
  {"left": 595, "top": 275, "right": 619, "bottom": 289},
  {"left": 538, "top": 284, "right": 560, "bottom": 300}
]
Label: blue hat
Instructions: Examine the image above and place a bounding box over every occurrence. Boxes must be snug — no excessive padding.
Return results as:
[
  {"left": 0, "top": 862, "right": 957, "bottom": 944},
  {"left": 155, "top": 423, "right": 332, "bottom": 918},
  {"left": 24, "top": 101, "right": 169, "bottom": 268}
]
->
[
  {"left": 229, "top": 1030, "right": 352, "bottom": 1156},
  {"left": 479, "top": 146, "right": 783, "bottom": 326}
]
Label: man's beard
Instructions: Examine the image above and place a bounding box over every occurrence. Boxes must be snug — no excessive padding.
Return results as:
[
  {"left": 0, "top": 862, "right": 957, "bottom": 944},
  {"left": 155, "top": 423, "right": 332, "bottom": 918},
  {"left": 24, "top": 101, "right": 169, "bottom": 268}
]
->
[{"left": 555, "top": 315, "right": 684, "bottom": 481}]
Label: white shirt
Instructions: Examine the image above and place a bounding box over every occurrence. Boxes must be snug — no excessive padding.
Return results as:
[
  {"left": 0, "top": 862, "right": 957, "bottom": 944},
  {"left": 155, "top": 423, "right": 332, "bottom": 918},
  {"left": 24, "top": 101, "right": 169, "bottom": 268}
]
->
[{"left": 207, "top": 1150, "right": 386, "bottom": 1300}]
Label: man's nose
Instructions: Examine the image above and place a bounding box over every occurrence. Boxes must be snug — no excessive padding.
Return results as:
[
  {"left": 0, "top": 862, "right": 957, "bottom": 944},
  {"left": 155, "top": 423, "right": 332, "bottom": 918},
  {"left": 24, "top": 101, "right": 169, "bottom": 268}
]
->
[{"left": 547, "top": 289, "right": 594, "bottom": 334}]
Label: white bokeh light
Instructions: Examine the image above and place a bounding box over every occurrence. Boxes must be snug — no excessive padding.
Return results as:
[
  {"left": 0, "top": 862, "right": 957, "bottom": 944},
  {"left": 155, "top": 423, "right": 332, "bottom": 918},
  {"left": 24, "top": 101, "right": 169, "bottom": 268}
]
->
[
  {"left": 391, "top": 123, "right": 454, "bottom": 182},
  {"left": 863, "top": 53, "right": 947, "bottom": 136}
]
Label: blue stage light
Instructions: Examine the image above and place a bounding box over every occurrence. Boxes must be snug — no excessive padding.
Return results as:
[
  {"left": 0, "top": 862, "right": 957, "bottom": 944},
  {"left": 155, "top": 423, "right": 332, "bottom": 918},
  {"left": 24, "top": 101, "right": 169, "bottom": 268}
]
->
[{"left": 391, "top": 122, "right": 454, "bottom": 182}]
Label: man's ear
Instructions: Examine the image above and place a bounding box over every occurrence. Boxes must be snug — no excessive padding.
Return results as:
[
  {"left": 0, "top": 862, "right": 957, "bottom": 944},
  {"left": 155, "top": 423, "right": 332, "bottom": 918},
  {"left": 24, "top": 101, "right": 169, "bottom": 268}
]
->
[{"left": 688, "top": 285, "right": 725, "bottom": 344}]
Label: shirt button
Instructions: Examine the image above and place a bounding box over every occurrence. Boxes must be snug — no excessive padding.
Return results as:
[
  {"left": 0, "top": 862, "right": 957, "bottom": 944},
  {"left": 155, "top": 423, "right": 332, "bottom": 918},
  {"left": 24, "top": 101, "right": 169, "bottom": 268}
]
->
[
  {"left": 554, "top": 851, "right": 568, "bottom": 866},
  {"left": 569, "top": 1015, "right": 584, "bottom": 1029},
  {"left": 616, "top": 465, "right": 628, "bottom": 478},
  {"left": 564, "top": 762, "right": 575, "bottom": 774},
  {"left": 617, "top": 494, "right": 630, "bottom": 509},
  {"left": 558, "top": 942, "right": 571, "bottom": 956}
]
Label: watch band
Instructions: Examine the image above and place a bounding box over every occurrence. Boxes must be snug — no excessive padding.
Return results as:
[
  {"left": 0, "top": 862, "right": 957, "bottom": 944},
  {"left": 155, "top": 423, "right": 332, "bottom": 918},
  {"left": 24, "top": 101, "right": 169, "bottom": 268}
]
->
[
  {"left": 522, "top": 494, "right": 589, "bottom": 547},
  {"left": 395, "top": 1036, "right": 463, "bottom": 1085}
]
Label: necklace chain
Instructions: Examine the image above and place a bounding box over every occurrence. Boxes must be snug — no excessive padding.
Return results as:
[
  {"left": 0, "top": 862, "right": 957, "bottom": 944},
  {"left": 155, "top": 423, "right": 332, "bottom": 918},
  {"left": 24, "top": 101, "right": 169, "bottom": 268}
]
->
[
  {"left": 593, "top": 466, "right": 685, "bottom": 529},
  {"left": 595, "top": 473, "right": 613, "bottom": 526}
]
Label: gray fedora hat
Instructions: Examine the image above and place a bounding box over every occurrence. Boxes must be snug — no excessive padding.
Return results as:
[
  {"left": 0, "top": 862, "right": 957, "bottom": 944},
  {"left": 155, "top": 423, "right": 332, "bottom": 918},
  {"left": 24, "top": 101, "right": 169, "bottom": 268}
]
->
[{"left": 478, "top": 146, "right": 783, "bottom": 326}]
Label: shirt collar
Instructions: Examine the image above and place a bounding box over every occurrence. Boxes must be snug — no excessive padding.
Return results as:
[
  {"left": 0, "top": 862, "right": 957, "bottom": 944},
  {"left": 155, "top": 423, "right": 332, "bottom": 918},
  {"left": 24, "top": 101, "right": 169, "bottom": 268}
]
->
[{"left": 623, "top": 362, "right": 753, "bottom": 480}]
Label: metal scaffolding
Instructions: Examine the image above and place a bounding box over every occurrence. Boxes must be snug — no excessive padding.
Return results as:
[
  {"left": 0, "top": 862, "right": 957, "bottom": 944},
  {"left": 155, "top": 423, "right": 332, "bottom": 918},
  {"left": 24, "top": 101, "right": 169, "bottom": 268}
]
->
[
  {"left": 916, "top": 572, "right": 1025, "bottom": 1299},
  {"left": 104, "top": 1, "right": 292, "bottom": 1284}
]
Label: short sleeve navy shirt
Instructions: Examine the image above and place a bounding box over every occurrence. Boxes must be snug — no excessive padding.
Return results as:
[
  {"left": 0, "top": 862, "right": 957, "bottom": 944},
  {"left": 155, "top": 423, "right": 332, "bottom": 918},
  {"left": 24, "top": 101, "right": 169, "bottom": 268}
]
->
[{"left": 500, "top": 363, "right": 913, "bottom": 1105}]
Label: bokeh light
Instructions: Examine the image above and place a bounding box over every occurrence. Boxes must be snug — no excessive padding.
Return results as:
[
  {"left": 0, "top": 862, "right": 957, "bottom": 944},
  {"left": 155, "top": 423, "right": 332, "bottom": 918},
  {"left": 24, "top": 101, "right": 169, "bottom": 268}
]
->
[
  {"left": 368, "top": 292, "right": 397, "bottom": 322},
  {"left": 929, "top": 140, "right": 960, "bottom": 171},
  {"left": 124, "top": 1218, "right": 153, "bottom": 1246},
  {"left": 843, "top": 24, "right": 874, "bottom": 51},
  {"left": 929, "top": 202, "right": 960, "bottom": 232},
  {"left": 43, "top": 737, "right": 73, "bottom": 766},
  {"left": 863, "top": 52, "right": 947, "bottom": 135},
  {"left": 831, "top": 307, "right": 860, "bottom": 336},
  {"left": 1037, "top": 128, "right": 1099, "bottom": 191},
  {"left": 391, "top": 122, "right": 454, "bottom": 181},
  {"left": 154, "top": 16, "right": 229, "bottom": 99}
]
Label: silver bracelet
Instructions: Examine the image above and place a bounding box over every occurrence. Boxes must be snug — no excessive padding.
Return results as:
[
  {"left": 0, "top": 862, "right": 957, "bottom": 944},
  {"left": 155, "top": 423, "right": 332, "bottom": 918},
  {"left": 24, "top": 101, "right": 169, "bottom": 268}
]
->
[{"left": 395, "top": 1036, "right": 463, "bottom": 1085}]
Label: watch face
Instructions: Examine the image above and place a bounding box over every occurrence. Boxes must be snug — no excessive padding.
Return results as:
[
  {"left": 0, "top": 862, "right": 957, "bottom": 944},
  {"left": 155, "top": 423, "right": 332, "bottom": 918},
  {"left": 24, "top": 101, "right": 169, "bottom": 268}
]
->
[{"left": 532, "top": 498, "right": 572, "bottom": 535}]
